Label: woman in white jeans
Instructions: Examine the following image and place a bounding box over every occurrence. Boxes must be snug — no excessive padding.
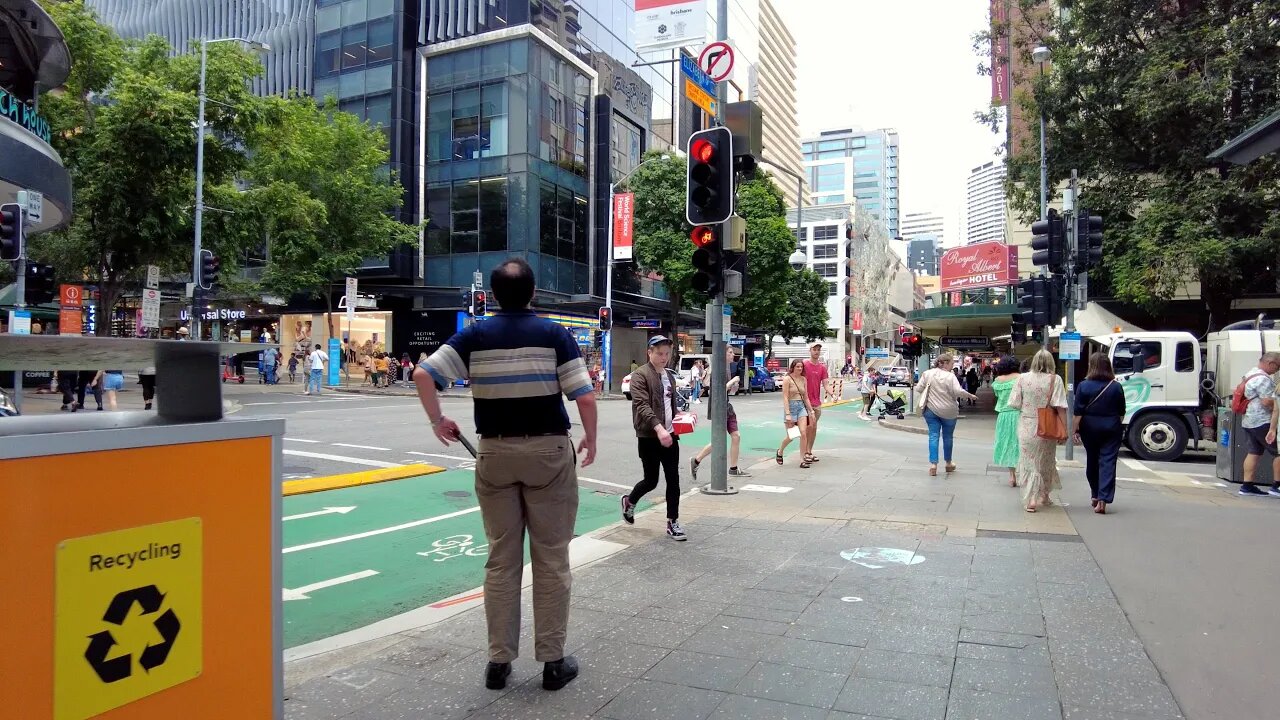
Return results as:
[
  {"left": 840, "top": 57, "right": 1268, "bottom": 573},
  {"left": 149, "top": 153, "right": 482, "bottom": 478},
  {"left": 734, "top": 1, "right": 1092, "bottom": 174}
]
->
[{"left": 914, "top": 354, "right": 978, "bottom": 476}]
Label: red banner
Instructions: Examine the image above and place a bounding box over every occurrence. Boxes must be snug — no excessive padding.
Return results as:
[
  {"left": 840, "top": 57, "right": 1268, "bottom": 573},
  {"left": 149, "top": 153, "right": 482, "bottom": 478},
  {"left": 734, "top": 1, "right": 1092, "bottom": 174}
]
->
[
  {"left": 990, "top": 0, "right": 1009, "bottom": 104},
  {"left": 612, "top": 192, "right": 635, "bottom": 261},
  {"left": 851, "top": 310, "right": 863, "bottom": 334},
  {"left": 940, "top": 241, "right": 1018, "bottom": 291}
]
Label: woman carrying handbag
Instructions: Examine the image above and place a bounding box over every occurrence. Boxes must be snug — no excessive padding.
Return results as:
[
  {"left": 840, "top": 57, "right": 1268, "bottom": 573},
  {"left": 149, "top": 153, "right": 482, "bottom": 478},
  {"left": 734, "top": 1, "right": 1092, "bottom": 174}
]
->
[
  {"left": 1006, "top": 350, "right": 1069, "bottom": 512},
  {"left": 915, "top": 354, "right": 978, "bottom": 476},
  {"left": 1073, "top": 352, "right": 1126, "bottom": 514}
]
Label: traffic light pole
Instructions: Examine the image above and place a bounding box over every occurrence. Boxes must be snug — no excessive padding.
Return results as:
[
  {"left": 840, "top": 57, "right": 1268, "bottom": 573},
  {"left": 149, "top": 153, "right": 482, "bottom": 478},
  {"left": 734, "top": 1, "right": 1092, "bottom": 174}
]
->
[
  {"left": 1062, "top": 170, "right": 1079, "bottom": 461},
  {"left": 11, "top": 211, "right": 25, "bottom": 413},
  {"left": 701, "top": 0, "right": 735, "bottom": 495}
]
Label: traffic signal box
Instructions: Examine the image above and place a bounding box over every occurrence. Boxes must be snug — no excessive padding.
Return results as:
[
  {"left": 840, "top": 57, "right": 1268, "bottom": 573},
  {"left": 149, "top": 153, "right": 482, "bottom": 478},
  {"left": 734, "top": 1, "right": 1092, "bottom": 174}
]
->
[
  {"left": 1030, "top": 208, "right": 1066, "bottom": 275},
  {"left": 686, "top": 127, "right": 734, "bottom": 226},
  {"left": 598, "top": 306, "right": 613, "bottom": 331},
  {"left": 25, "top": 262, "right": 56, "bottom": 304},
  {"left": 470, "top": 289, "right": 487, "bottom": 316},
  {"left": 1076, "top": 210, "right": 1103, "bottom": 270},
  {"left": 1, "top": 202, "right": 23, "bottom": 261},
  {"left": 198, "top": 250, "right": 220, "bottom": 292},
  {"left": 690, "top": 225, "right": 723, "bottom": 296}
]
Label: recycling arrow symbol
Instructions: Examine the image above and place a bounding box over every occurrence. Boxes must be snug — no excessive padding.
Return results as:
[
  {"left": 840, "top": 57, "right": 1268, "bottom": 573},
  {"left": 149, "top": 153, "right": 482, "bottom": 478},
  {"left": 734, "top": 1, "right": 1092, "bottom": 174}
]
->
[{"left": 84, "top": 584, "right": 182, "bottom": 683}]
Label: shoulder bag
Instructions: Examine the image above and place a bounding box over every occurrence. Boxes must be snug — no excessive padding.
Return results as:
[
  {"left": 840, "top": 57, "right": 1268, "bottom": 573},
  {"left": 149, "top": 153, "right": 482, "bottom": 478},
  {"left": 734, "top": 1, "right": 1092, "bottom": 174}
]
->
[
  {"left": 1036, "top": 375, "right": 1068, "bottom": 441},
  {"left": 1083, "top": 380, "right": 1116, "bottom": 414},
  {"left": 916, "top": 371, "right": 933, "bottom": 413}
]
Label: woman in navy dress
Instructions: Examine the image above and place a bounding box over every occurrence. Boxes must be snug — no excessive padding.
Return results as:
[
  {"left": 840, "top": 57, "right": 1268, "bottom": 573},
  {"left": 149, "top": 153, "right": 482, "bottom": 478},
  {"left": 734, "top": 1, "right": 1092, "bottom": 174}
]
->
[{"left": 1073, "top": 352, "right": 1127, "bottom": 514}]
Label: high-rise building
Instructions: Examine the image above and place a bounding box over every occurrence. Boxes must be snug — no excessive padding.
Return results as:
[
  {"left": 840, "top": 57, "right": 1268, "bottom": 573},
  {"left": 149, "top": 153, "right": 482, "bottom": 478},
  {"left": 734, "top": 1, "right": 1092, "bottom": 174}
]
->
[
  {"left": 966, "top": 160, "right": 1006, "bottom": 245},
  {"left": 907, "top": 236, "right": 942, "bottom": 276},
  {"left": 753, "top": 0, "right": 805, "bottom": 207},
  {"left": 901, "top": 210, "right": 945, "bottom": 244},
  {"left": 783, "top": 204, "right": 856, "bottom": 356},
  {"left": 802, "top": 127, "right": 899, "bottom": 239}
]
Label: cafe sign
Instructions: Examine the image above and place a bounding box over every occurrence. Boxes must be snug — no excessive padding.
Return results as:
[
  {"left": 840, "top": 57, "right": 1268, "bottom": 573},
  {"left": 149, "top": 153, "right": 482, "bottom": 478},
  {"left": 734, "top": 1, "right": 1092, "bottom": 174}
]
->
[
  {"left": 939, "top": 241, "right": 1018, "bottom": 292},
  {"left": 0, "top": 86, "right": 52, "bottom": 143}
]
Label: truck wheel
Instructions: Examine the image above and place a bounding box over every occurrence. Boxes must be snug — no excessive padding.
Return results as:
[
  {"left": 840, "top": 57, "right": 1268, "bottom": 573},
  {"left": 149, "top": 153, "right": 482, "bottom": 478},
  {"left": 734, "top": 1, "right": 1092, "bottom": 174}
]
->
[{"left": 1126, "top": 412, "right": 1187, "bottom": 462}]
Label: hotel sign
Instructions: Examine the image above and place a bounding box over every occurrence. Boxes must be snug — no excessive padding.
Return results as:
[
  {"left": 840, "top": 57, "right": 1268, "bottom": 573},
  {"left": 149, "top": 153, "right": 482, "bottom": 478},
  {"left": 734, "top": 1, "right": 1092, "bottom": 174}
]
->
[{"left": 0, "top": 86, "right": 52, "bottom": 143}]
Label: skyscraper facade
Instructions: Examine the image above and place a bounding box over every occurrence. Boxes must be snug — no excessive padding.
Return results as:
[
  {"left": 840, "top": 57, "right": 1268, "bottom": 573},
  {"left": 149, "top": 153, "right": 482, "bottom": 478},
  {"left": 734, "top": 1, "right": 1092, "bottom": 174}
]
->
[
  {"left": 802, "top": 127, "right": 899, "bottom": 239},
  {"left": 900, "top": 210, "right": 944, "bottom": 245},
  {"left": 965, "top": 159, "right": 1006, "bottom": 245},
  {"left": 907, "top": 237, "right": 942, "bottom": 276}
]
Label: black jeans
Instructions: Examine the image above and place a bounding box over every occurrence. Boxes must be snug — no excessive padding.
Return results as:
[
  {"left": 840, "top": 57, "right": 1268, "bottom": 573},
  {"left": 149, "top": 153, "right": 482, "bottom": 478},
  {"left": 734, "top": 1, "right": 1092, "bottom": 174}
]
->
[
  {"left": 1080, "top": 418, "right": 1122, "bottom": 503},
  {"left": 140, "top": 374, "right": 156, "bottom": 403},
  {"left": 77, "top": 372, "right": 102, "bottom": 409},
  {"left": 630, "top": 436, "right": 681, "bottom": 520}
]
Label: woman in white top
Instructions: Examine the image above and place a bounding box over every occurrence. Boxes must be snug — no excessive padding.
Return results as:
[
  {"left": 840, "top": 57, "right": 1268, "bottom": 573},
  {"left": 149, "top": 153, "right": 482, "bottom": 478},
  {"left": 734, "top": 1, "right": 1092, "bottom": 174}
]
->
[
  {"left": 1006, "top": 349, "right": 1069, "bottom": 512},
  {"left": 914, "top": 354, "right": 979, "bottom": 476}
]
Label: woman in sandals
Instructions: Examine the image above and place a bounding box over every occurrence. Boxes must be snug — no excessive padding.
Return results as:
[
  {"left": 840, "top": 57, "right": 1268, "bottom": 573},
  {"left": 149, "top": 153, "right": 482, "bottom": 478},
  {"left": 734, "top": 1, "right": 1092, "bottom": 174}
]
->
[
  {"left": 915, "top": 354, "right": 979, "bottom": 476},
  {"left": 777, "top": 359, "right": 817, "bottom": 467},
  {"left": 1007, "top": 349, "right": 1069, "bottom": 512}
]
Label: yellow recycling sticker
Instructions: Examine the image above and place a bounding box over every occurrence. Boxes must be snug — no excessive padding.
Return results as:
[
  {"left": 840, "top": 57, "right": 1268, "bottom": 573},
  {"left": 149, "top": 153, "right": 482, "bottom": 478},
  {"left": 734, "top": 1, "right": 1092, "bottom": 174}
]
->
[{"left": 54, "top": 517, "right": 203, "bottom": 720}]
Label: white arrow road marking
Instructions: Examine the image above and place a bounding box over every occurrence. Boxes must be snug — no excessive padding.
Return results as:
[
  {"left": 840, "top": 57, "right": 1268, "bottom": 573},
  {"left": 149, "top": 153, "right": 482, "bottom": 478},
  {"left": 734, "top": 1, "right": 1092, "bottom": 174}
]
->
[
  {"left": 283, "top": 506, "right": 482, "bottom": 554},
  {"left": 283, "top": 570, "right": 379, "bottom": 601},
  {"left": 283, "top": 449, "right": 401, "bottom": 468},
  {"left": 283, "top": 506, "right": 357, "bottom": 522}
]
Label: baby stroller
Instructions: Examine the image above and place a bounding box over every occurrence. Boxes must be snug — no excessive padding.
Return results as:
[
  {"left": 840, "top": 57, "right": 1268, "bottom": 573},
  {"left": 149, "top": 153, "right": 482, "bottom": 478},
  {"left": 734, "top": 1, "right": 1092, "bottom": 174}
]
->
[{"left": 871, "top": 388, "right": 907, "bottom": 420}]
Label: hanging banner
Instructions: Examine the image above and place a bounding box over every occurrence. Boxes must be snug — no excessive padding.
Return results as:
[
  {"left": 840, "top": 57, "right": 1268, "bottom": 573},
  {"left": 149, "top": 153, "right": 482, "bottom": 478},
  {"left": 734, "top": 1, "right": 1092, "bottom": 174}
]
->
[
  {"left": 612, "top": 192, "right": 635, "bottom": 261},
  {"left": 990, "top": 0, "right": 1010, "bottom": 104},
  {"left": 634, "top": 0, "right": 707, "bottom": 52},
  {"left": 940, "top": 241, "right": 1018, "bottom": 291}
]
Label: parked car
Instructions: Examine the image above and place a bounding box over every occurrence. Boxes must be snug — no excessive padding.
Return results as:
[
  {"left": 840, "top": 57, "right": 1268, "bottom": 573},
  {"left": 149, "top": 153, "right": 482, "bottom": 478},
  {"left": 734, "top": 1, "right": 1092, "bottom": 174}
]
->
[
  {"left": 622, "top": 368, "right": 690, "bottom": 401},
  {"left": 748, "top": 366, "right": 777, "bottom": 392},
  {"left": 886, "top": 366, "right": 912, "bottom": 387}
]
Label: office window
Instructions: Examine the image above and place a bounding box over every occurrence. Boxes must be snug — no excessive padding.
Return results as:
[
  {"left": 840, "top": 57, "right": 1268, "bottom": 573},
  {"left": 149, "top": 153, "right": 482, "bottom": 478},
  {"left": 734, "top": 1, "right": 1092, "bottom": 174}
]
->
[
  {"left": 828, "top": 282, "right": 838, "bottom": 296},
  {"left": 341, "top": 23, "right": 367, "bottom": 69},
  {"left": 539, "top": 180, "right": 558, "bottom": 256},
  {"left": 817, "top": 140, "right": 845, "bottom": 151},
  {"left": 793, "top": 227, "right": 808, "bottom": 242},
  {"left": 850, "top": 137, "right": 866, "bottom": 148},
  {"left": 451, "top": 179, "right": 479, "bottom": 253},
  {"left": 815, "top": 195, "right": 845, "bottom": 205},
  {"left": 813, "top": 225, "right": 839, "bottom": 241},
  {"left": 316, "top": 31, "right": 341, "bottom": 77},
  {"left": 480, "top": 83, "right": 508, "bottom": 157},
  {"left": 425, "top": 182, "right": 450, "bottom": 255},
  {"left": 367, "top": 17, "right": 394, "bottom": 65},
  {"left": 452, "top": 88, "right": 481, "bottom": 160},
  {"left": 814, "top": 262, "right": 838, "bottom": 278},
  {"left": 478, "top": 177, "right": 508, "bottom": 252},
  {"left": 814, "top": 165, "right": 843, "bottom": 192},
  {"left": 812, "top": 244, "right": 838, "bottom": 259}
]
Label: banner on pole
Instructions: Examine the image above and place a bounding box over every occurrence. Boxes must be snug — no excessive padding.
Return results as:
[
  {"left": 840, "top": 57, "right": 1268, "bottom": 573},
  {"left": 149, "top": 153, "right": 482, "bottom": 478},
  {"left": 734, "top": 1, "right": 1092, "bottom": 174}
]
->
[{"left": 612, "top": 193, "right": 635, "bottom": 260}]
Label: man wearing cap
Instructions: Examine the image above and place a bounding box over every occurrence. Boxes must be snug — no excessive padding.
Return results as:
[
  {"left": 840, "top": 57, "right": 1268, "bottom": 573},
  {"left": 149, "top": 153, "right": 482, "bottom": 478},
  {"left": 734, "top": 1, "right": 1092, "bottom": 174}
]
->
[
  {"left": 413, "top": 258, "right": 596, "bottom": 693},
  {"left": 803, "top": 342, "right": 830, "bottom": 462},
  {"left": 622, "top": 335, "right": 687, "bottom": 541}
]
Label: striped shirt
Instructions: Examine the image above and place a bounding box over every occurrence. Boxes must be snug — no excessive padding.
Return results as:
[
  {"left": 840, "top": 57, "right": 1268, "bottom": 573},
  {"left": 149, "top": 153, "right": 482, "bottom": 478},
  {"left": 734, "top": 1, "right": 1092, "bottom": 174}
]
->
[{"left": 420, "top": 310, "right": 593, "bottom": 436}]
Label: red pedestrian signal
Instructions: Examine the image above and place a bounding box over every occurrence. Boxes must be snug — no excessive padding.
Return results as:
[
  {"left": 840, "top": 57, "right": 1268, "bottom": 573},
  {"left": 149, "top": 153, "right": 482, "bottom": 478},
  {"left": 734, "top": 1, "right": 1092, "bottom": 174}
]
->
[
  {"left": 471, "top": 290, "right": 487, "bottom": 316},
  {"left": 598, "top": 306, "right": 613, "bottom": 330},
  {"left": 685, "top": 127, "right": 734, "bottom": 226},
  {"left": 690, "top": 226, "right": 715, "bottom": 247}
]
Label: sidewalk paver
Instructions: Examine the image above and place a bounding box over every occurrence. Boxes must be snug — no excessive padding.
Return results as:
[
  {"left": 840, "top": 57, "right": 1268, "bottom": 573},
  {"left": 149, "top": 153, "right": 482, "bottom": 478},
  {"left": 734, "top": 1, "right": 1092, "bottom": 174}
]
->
[{"left": 283, "top": 438, "right": 1184, "bottom": 720}]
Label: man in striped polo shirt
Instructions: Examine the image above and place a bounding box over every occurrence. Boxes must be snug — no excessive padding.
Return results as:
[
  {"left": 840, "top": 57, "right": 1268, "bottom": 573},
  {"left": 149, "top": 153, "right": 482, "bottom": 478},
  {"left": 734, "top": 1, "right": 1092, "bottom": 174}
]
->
[{"left": 413, "top": 258, "right": 597, "bottom": 692}]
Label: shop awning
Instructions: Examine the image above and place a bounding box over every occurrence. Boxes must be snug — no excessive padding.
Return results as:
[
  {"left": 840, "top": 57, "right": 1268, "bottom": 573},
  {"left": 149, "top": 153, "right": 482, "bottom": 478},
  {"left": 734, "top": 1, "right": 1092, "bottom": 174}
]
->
[{"left": 1208, "top": 107, "right": 1280, "bottom": 165}]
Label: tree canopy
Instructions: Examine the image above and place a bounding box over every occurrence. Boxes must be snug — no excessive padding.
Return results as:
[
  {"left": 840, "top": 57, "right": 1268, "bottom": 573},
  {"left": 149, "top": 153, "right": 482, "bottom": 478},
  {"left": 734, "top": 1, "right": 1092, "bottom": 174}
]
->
[{"left": 979, "top": 0, "right": 1280, "bottom": 324}]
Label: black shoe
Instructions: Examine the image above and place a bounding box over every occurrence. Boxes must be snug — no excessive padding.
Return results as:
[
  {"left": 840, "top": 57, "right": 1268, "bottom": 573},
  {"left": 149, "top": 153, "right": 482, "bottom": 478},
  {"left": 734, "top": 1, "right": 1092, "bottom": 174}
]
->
[
  {"left": 728, "top": 467, "right": 751, "bottom": 477},
  {"left": 485, "top": 661, "right": 512, "bottom": 690},
  {"left": 1240, "top": 483, "right": 1267, "bottom": 496},
  {"left": 145, "top": 402, "right": 152, "bottom": 410},
  {"left": 620, "top": 496, "right": 635, "bottom": 525},
  {"left": 542, "top": 656, "right": 579, "bottom": 691}
]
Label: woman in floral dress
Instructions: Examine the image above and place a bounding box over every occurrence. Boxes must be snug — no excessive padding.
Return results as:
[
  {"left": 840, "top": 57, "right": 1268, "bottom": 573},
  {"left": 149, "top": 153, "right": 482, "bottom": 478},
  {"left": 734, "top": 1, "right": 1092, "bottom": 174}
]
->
[
  {"left": 1006, "top": 350, "right": 1068, "bottom": 512},
  {"left": 990, "top": 356, "right": 1022, "bottom": 487}
]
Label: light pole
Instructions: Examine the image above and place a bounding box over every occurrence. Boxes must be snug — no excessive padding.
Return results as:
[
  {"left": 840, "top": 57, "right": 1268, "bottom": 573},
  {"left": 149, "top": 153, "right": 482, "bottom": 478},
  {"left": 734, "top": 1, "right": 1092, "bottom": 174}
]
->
[
  {"left": 603, "top": 153, "right": 672, "bottom": 395},
  {"left": 193, "top": 37, "right": 270, "bottom": 340},
  {"left": 1032, "top": 46, "right": 1050, "bottom": 220}
]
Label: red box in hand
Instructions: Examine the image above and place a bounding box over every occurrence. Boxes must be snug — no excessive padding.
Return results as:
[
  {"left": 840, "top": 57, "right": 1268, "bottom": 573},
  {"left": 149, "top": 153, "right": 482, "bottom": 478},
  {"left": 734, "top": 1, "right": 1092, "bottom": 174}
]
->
[{"left": 672, "top": 412, "right": 697, "bottom": 435}]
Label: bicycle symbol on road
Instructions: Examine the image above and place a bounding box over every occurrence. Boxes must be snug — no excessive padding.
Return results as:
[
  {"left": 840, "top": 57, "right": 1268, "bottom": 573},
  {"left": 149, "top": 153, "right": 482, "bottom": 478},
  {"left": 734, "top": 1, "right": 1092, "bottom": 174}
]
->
[{"left": 417, "top": 534, "right": 489, "bottom": 562}]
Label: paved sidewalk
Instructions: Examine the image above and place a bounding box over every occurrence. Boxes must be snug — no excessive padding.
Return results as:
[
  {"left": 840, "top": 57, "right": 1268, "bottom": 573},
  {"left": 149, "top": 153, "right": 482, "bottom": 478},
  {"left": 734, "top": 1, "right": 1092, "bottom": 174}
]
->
[{"left": 283, "top": 437, "right": 1180, "bottom": 720}]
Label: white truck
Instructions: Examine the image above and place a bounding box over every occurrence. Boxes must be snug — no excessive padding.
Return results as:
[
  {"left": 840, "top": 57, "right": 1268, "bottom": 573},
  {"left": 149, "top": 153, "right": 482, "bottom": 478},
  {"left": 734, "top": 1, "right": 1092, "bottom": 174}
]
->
[{"left": 1088, "top": 323, "right": 1280, "bottom": 461}]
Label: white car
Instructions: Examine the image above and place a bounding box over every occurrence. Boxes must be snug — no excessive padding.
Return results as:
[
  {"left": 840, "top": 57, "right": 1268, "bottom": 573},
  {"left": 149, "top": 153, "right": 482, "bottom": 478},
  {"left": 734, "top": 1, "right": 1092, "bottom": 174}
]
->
[
  {"left": 622, "top": 368, "right": 689, "bottom": 400},
  {"left": 886, "top": 366, "right": 912, "bottom": 387}
]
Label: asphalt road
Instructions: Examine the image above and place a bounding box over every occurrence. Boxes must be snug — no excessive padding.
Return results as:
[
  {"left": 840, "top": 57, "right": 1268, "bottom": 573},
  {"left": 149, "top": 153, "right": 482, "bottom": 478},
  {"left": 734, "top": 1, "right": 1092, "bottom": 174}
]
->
[{"left": 226, "top": 382, "right": 1278, "bottom": 719}]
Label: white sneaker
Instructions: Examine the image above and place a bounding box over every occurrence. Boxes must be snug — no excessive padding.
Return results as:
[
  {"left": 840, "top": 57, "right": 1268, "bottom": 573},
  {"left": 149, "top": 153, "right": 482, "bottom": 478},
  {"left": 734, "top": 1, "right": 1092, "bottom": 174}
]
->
[{"left": 666, "top": 520, "right": 687, "bottom": 541}]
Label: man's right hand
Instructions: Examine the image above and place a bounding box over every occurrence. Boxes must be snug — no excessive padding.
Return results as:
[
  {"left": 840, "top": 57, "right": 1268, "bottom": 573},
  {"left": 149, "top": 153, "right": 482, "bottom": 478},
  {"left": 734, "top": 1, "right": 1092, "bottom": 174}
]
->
[
  {"left": 657, "top": 427, "right": 673, "bottom": 448},
  {"left": 432, "top": 417, "right": 461, "bottom": 446}
]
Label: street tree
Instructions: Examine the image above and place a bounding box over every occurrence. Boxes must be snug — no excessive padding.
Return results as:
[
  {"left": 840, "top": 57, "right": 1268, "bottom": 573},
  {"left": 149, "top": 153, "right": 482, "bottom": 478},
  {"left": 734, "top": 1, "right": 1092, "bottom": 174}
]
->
[
  {"left": 33, "top": 0, "right": 266, "bottom": 333},
  {"left": 239, "top": 95, "right": 419, "bottom": 338},
  {"left": 771, "top": 269, "right": 830, "bottom": 345},
  {"left": 629, "top": 152, "right": 696, "bottom": 341},
  {"left": 977, "top": 0, "right": 1280, "bottom": 323},
  {"left": 732, "top": 172, "right": 802, "bottom": 334}
]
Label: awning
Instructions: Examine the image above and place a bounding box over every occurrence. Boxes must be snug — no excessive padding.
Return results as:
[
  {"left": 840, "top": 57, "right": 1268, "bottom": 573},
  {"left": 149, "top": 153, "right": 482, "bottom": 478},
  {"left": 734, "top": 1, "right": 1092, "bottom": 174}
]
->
[
  {"left": 1208, "top": 107, "right": 1280, "bottom": 165},
  {"left": 1063, "top": 302, "right": 1145, "bottom": 338}
]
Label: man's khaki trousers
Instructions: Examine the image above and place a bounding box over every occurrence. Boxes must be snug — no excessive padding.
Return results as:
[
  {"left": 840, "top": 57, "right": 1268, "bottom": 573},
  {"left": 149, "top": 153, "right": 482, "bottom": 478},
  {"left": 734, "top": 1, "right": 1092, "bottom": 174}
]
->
[{"left": 475, "top": 435, "right": 579, "bottom": 663}]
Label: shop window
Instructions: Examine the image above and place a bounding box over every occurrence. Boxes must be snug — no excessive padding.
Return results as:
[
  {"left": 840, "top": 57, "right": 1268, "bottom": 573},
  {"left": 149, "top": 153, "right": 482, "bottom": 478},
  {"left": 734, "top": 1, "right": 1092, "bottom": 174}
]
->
[
  {"left": 316, "top": 31, "right": 341, "bottom": 78},
  {"left": 367, "top": 17, "right": 394, "bottom": 65},
  {"left": 478, "top": 177, "right": 508, "bottom": 252},
  {"left": 341, "top": 24, "right": 367, "bottom": 69}
]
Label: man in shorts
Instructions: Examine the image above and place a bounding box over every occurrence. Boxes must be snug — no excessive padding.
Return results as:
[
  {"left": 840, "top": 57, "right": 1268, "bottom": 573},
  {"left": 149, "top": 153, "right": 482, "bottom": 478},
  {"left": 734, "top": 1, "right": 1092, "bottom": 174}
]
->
[
  {"left": 803, "top": 343, "right": 830, "bottom": 459},
  {"left": 1242, "top": 352, "right": 1280, "bottom": 496},
  {"left": 690, "top": 346, "right": 750, "bottom": 481}
]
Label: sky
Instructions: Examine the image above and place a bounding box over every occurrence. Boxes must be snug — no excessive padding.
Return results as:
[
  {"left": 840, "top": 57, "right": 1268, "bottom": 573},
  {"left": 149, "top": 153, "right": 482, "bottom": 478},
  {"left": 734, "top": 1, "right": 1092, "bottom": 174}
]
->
[{"left": 773, "top": 0, "right": 1001, "bottom": 246}]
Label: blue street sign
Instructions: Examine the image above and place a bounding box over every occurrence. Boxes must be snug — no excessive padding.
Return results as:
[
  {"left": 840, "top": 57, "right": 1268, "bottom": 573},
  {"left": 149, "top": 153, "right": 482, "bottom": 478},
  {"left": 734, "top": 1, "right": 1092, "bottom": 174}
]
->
[
  {"left": 865, "top": 348, "right": 889, "bottom": 358},
  {"left": 632, "top": 319, "right": 660, "bottom": 329},
  {"left": 680, "top": 55, "right": 717, "bottom": 95},
  {"left": 327, "top": 337, "right": 341, "bottom": 386}
]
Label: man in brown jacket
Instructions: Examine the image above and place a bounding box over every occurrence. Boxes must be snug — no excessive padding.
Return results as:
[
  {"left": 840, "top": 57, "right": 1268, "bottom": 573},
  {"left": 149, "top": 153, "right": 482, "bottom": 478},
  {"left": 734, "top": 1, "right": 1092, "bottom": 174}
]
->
[{"left": 621, "top": 335, "right": 686, "bottom": 540}]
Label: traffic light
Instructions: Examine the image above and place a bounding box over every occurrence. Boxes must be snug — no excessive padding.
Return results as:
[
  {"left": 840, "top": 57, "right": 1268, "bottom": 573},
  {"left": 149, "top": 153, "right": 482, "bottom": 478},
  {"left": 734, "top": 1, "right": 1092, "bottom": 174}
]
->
[
  {"left": 685, "top": 126, "right": 734, "bottom": 226},
  {"left": 471, "top": 289, "right": 487, "bottom": 316},
  {"left": 690, "top": 224, "right": 723, "bottom": 296},
  {"left": 1030, "top": 208, "right": 1066, "bottom": 274},
  {"left": 0, "top": 203, "right": 23, "bottom": 261},
  {"left": 25, "top": 262, "right": 56, "bottom": 304},
  {"left": 1018, "top": 277, "right": 1045, "bottom": 328},
  {"left": 1076, "top": 210, "right": 1103, "bottom": 271},
  {"left": 598, "top": 306, "right": 613, "bottom": 331},
  {"left": 198, "top": 249, "right": 220, "bottom": 291},
  {"left": 1010, "top": 316, "right": 1028, "bottom": 344},
  {"left": 904, "top": 333, "right": 924, "bottom": 358}
]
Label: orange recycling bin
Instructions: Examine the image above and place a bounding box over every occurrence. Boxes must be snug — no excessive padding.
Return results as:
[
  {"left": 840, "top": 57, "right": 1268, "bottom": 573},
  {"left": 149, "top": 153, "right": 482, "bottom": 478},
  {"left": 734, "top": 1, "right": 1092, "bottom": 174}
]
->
[{"left": 1, "top": 415, "right": 284, "bottom": 720}]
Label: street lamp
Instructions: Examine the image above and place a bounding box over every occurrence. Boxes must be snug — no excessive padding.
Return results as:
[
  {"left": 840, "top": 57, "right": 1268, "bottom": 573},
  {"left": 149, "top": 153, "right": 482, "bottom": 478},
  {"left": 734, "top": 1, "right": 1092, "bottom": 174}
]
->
[
  {"left": 192, "top": 37, "right": 270, "bottom": 340},
  {"left": 602, "top": 153, "right": 672, "bottom": 394},
  {"left": 1032, "top": 45, "right": 1050, "bottom": 221}
]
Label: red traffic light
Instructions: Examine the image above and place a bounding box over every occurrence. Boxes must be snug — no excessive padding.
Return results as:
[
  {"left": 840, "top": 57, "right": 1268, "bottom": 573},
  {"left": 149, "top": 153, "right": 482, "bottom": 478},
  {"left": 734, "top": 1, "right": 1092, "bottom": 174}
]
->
[
  {"left": 690, "top": 226, "right": 715, "bottom": 247},
  {"left": 691, "top": 138, "right": 715, "bottom": 164}
]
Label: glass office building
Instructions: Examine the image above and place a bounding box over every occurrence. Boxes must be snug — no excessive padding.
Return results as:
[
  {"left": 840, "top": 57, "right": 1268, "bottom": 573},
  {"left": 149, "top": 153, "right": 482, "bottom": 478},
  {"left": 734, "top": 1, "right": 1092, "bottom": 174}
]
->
[{"left": 802, "top": 127, "right": 900, "bottom": 240}]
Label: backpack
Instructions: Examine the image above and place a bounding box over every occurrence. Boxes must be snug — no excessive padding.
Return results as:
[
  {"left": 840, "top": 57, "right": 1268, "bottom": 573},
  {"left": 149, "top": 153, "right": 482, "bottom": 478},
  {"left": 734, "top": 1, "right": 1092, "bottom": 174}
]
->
[{"left": 1232, "top": 369, "right": 1266, "bottom": 415}]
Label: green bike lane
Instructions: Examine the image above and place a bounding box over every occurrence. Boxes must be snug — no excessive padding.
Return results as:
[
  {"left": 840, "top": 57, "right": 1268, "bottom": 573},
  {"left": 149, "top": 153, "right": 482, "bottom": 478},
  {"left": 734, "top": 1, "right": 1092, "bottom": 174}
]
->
[
  {"left": 282, "top": 469, "right": 642, "bottom": 649},
  {"left": 678, "top": 397, "right": 870, "bottom": 464}
]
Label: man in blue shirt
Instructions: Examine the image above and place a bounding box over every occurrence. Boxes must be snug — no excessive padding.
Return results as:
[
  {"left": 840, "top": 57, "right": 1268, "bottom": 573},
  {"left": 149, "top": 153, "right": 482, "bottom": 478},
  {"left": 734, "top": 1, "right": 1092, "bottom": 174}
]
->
[{"left": 414, "top": 258, "right": 596, "bottom": 692}]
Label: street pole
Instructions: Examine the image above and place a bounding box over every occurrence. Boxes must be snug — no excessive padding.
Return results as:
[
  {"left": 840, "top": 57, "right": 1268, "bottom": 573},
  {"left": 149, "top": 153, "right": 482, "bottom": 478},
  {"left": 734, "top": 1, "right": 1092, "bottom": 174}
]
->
[
  {"left": 604, "top": 181, "right": 615, "bottom": 397},
  {"left": 1063, "top": 169, "right": 1079, "bottom": 461},
  {"left": 1038, "top": 62, "right": 1048, "bottom": 221},
  {"left": 703, "top": 0, "right": 735, "bottom": 495},
  {"left": 192, "top": 39, "right": 209, "bottom": 341},
  {"left": 12, "top": 210, "right": 25, "bottom": 413}
]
